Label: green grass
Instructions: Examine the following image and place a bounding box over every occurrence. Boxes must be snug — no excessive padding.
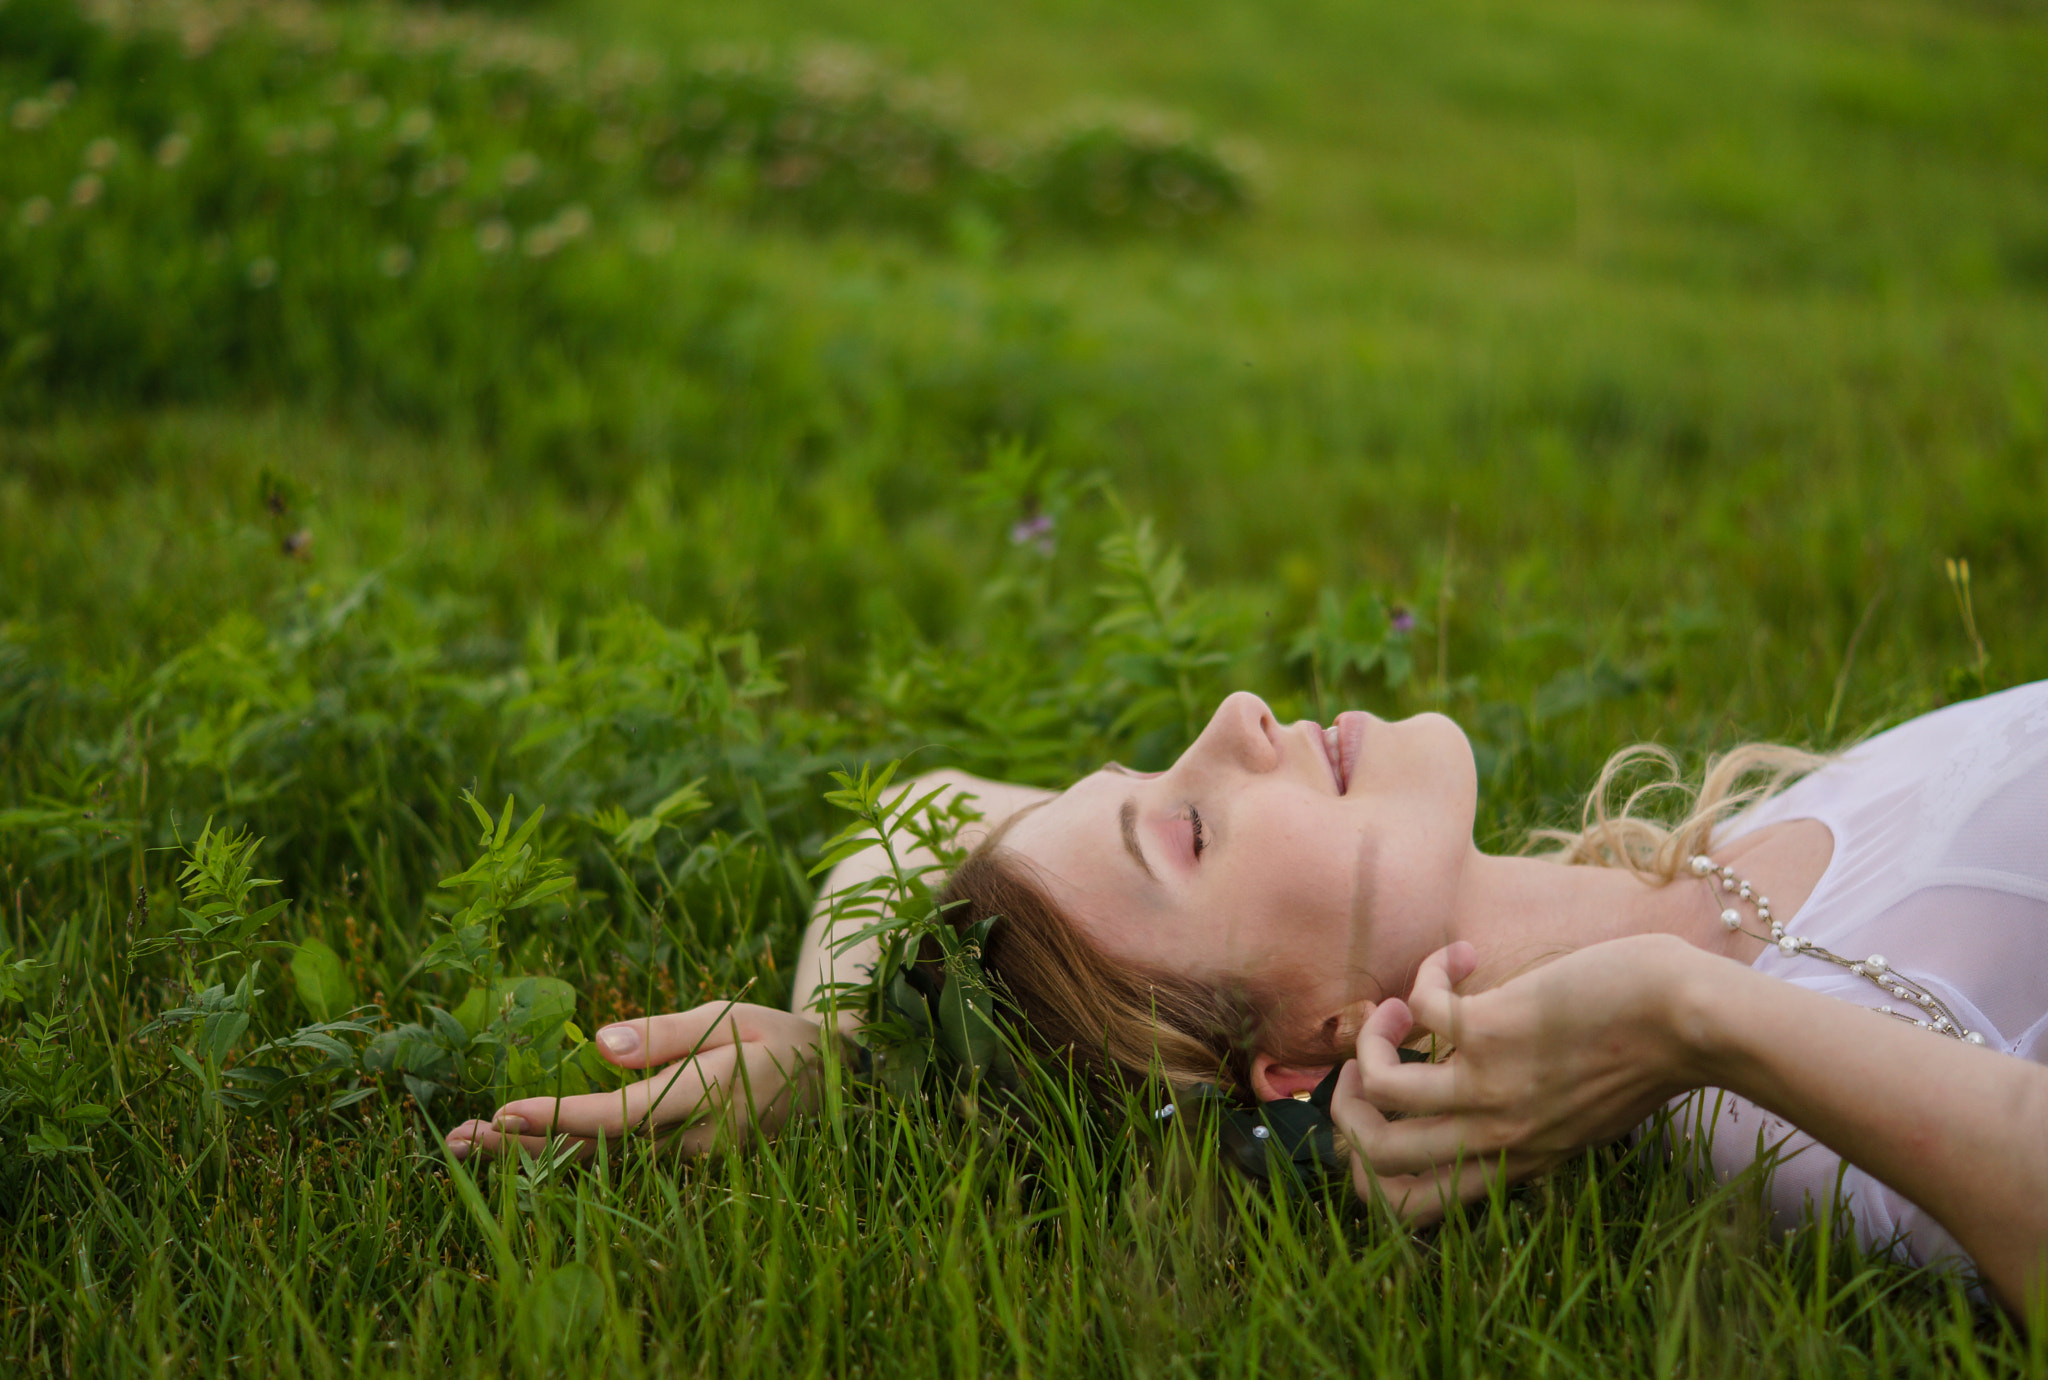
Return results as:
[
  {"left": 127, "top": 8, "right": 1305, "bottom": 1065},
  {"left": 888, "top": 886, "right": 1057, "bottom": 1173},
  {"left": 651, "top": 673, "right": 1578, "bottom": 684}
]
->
[{"left": 4, "top": 0, "right": 2048, "bottom": 1371}]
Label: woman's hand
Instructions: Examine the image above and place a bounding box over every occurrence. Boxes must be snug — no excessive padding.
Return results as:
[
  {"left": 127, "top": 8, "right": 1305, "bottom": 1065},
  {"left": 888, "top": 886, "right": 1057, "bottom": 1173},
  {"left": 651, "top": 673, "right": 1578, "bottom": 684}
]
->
[
  {"left": 1330, "top": 934, "right": 1714, "bottom": 1222},
  {"left": 442, "top": 1000, "right": 828, "bottom": 1164}
]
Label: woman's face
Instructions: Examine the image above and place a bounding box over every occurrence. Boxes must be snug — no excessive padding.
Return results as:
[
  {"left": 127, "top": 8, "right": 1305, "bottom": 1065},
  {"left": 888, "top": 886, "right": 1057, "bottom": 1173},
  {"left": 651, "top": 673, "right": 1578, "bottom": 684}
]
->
[{"left": 1001, "top": 692, "right": 1479, "bottom": 1051}]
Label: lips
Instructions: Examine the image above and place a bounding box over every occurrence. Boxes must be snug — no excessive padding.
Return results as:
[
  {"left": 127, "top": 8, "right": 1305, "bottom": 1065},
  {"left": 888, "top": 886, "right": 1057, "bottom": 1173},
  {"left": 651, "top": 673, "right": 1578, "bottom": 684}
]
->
[{"left": 1323, "top": 712, "right": 1369, "bottom": 794}]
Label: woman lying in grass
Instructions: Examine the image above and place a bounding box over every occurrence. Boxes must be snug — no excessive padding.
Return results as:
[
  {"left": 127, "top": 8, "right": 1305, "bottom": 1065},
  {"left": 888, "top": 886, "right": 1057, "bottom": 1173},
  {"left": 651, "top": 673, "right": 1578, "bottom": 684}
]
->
[{"left": 448, "top": 682, "right": 2048, "bottom": 1311}]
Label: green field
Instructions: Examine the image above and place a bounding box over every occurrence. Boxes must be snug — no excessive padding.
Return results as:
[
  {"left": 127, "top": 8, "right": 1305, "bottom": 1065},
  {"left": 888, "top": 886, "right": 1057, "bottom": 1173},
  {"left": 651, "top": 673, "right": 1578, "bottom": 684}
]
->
[{"left": 4, "top": 0, "right": 2048, "bottom": 1371}]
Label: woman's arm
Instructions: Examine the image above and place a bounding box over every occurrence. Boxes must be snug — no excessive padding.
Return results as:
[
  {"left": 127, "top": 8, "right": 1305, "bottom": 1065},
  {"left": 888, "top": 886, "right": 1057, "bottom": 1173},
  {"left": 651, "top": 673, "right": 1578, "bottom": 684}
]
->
[
  {"left": 445, "top": 770, "right": 1054, "bottom": 1163},
  {"left": 1334, "top": 935, "right": 2048, "bottom": 1314},
  {"left": 790, "top": 769, "right": 1056, "bottom": 1031}
]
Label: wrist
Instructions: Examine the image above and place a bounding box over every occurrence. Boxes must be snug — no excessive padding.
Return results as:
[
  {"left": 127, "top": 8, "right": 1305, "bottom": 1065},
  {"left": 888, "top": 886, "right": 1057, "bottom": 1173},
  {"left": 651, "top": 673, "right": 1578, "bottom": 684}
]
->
[{"left": 1661, "top": 940, "right": 1759, "bottom": 1089}]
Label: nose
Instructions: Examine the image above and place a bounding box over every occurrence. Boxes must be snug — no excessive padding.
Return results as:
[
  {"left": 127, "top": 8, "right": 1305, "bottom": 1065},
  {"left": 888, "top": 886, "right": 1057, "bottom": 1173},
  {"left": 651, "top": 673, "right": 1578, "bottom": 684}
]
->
[{"left": 1179, "top": 691, "right": 1280, "bottom": 777}]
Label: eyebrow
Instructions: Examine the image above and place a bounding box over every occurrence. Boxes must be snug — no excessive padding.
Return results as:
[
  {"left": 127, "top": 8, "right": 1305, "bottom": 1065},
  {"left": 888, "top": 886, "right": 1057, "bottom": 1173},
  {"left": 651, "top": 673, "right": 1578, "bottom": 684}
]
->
[{"left": 1119, "top": 797, "right": 1157, "bottom": 881}]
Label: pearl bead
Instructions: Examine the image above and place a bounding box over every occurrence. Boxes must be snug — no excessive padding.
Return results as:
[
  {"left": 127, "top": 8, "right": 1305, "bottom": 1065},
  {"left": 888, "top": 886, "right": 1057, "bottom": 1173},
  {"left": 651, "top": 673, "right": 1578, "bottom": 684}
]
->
[
  {"left": 1702, "top": 867, "right": 1961, "bottom": 1044},
  {"left": 1252, "top": 1125, "right": 1270, "bottom": 1140},
  {"left": 1966, "top": 1032, "right": 1987, "bottom": 1046}
]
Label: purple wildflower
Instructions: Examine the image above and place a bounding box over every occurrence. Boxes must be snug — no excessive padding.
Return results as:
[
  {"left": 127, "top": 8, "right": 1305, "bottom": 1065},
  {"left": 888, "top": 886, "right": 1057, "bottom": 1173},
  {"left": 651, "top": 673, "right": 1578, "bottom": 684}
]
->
[
  {"left": 1009, "top": 512, "right": 1056, "bottom": 555},
  {"left": 1390, "top": 606, "right": 1416, "bottom": 634}
]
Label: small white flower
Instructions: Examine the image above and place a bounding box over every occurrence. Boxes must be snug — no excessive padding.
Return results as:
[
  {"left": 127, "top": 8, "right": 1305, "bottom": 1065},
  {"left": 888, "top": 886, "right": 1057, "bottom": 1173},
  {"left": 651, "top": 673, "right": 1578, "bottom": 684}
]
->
[
  {"left": 18, "top": 195, "right": 52, "bottom": 227},
  {"left": 246, "top": 257, "right": 277, "bottom": 289},
  {"left": 378, "top": 244, "right": 413, "bottom": 277},
  {"left": 353, "top": 96, "right": 387, "bottom": 130},
  {"left": 155, "top": 132, "right": 191, "bottom": 168},
  {"left": 501, "top": 151, "right": 540, "bottom": 189},
  {"left": 69, "top": 173, "right": 102, "bottom": 207},
  {"left": 396, "top": 108, "right": 433, "bottom": 144},
  {"left": 11, "top": 98, "right": 52, "bottom": 131},
  {"left": 553, "top": 203, "right": 592, "bottom": 240},
  {"left": 474, "top": 219, "right": 511, "bottom": 254},
  {"left": 84, "top": 137, "right": 119, "bottom": 170}
]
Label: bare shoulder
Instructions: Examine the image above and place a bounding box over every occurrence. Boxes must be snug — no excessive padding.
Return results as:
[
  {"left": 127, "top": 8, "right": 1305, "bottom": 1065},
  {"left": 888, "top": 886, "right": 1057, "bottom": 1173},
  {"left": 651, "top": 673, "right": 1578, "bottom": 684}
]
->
[{"left": 909, "top": 769, "right": 1059, "bottom": 842}]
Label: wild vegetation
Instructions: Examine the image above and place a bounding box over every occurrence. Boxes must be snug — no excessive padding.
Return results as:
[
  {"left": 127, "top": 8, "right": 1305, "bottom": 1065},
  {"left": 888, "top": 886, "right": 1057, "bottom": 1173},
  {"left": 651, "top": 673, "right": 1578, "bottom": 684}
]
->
[{"left": 3, "top": 0, "right": 2047, "bottom": 1372}]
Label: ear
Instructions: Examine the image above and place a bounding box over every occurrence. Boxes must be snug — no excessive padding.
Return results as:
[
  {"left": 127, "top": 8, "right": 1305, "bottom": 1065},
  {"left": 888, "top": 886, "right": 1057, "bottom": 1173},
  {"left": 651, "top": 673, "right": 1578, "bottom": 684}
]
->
[{"left": 1249, "top": 1052, "right": 1337, "bottom": 1103}]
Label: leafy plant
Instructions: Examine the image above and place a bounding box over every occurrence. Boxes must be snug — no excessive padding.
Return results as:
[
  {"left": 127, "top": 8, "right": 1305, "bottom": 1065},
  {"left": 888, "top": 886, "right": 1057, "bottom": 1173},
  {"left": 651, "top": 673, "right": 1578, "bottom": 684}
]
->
[
  {"left": 0, "top": 1008, "right": 108, "bottom": 1159},
  {"left": 807, "top": 762, "right": 1006, "bottom": 1099},
  {"left": 365, "top": 793, "right": 610, "bottom": 1110}
]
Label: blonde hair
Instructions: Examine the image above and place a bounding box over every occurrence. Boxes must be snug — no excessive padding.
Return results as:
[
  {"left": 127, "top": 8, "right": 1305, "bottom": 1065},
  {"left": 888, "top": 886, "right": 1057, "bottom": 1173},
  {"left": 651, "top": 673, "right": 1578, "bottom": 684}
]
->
[
  {"left": 937, "top": 735, "right": 1826, "bottom": 1103},
  {"left": 1529, "top": 740, "right": 1827, "bottom": 880}
]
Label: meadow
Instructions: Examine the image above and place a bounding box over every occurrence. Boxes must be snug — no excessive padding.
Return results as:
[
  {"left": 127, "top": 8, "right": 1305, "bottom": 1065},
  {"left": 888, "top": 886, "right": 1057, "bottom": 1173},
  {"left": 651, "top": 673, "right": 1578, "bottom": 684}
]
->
[{"left": 3, "top": 0, "right": 2048, "bottom": 1372}]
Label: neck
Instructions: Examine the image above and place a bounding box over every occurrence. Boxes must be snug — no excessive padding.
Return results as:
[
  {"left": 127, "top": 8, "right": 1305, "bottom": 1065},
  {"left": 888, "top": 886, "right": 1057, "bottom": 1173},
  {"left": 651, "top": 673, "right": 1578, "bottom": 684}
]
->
[{"left": 1443, "top": 849, "right": 1736, "bottom": 991}]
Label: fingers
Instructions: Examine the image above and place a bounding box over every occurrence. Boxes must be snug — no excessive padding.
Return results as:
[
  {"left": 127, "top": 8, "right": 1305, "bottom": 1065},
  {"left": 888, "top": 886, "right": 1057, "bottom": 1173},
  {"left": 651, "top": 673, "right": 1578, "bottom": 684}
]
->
[
  {"left": 589, "top": 1001, "right": 795, "bottom": 1070},
  {"left": 493, "top": 1043, "right": 744, "bottom": 1140},
  {"left": 442, "top": 1118, "right": 597, "bottom": 1165},
  {"left": 493, "top": 1031, "right": 816, "bottom": 1141},
  {"left": 1348, "top": 997, "right": 1465, "bottom": 1117},
  {"left": 1401, "top": 941, "right": 1477, "bottom": 1040},
  {"left": 1330, "top": 1059, "right": 1485, "bottom": 1175}
]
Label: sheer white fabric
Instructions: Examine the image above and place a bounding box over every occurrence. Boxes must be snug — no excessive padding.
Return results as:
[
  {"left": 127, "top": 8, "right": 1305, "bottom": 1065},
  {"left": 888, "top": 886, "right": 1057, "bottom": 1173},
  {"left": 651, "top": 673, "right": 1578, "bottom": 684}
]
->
[{"left": 1669, "top": 680, "right": 2048, "bottom": 1269}]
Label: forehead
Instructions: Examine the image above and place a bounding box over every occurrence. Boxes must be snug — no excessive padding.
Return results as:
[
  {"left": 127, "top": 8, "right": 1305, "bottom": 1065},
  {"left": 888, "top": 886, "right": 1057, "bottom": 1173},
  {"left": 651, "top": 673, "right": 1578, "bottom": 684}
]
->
[{"left": 999, "top": 769, "right": 1154, "bottom": 911}]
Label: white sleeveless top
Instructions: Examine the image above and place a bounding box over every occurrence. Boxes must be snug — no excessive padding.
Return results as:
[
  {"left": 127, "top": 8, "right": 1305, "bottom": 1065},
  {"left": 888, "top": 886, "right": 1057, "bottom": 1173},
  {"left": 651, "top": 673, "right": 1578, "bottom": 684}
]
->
[{"left": 1673, "top": 680, "right": 2048, "bottom": 1269}]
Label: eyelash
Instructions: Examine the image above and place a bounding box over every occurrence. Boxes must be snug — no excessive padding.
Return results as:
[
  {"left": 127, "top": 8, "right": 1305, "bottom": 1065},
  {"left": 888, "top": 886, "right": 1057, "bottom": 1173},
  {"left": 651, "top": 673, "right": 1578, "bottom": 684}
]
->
[{"left": 1189, "top": 806, "right": 1207, "bottom": 859}]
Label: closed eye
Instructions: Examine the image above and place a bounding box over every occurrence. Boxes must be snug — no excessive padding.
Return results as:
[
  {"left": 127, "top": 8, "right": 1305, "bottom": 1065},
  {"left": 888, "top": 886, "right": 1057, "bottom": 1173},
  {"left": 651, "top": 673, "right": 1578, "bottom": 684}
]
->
[{"left": 1189, "top": 805, "right": 1206, "bottom": 859}]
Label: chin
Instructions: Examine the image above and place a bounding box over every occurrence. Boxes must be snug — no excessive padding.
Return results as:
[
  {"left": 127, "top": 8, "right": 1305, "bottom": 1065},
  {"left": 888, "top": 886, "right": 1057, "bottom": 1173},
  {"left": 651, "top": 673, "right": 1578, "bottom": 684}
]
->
[{"left": 1401, "top": 711, "right": 1480, "bottom": 795}]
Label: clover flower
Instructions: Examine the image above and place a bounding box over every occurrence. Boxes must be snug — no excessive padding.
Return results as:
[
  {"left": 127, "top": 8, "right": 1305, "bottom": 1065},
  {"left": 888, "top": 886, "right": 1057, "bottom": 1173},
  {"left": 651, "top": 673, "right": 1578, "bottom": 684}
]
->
[
  {"left": 1390, "top": 606, "right": 1416, "bottom": 634},
  {"left": 378, "top": 244, "right": 414, "bottom": 277},
  {"left": 474, "top": 218, "right": 512, "bottom": 253},
  {"left": 69, "top": 174, "right": 103, "bottom": 208},
  {"left": 155, "top": 132, "right": 192, "bottom": 168},
  {"left": 247, "top": 257, "right": 278, "bottom": 289},
  {"left": 84, "top": 137, "right": 119, "bottom": 170},
  {"left": 18, "top": 196, "right": 52, "bottom": 227}
]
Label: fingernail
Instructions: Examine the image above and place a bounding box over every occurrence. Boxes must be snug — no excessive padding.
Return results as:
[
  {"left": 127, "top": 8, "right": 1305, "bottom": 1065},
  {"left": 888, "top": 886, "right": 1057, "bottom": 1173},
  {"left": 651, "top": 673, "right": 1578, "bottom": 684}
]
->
[
  {"left": 494, "top": 1114, "right": 528, "bottom": 1135},
  {"left": 448, "top": 1139, "right": 470, "bottom": 1161},
  {"left": 597, "top": 1024, "right": 639, "bottom": 1055}
]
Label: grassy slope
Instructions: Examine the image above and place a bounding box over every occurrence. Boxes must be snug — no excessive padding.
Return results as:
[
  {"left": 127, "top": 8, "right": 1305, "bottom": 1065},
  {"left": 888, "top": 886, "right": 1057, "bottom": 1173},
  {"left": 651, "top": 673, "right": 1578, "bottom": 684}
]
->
[{"left": 4, "top": 0, "right": 2048, "bottom": 1373}]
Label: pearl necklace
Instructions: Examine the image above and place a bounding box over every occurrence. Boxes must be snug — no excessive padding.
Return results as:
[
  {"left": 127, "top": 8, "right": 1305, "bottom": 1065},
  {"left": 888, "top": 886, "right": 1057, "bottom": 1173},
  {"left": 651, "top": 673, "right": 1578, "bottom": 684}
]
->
[{"left": 1690, "top": 854, "right": 1987, "bottom": 1045}]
